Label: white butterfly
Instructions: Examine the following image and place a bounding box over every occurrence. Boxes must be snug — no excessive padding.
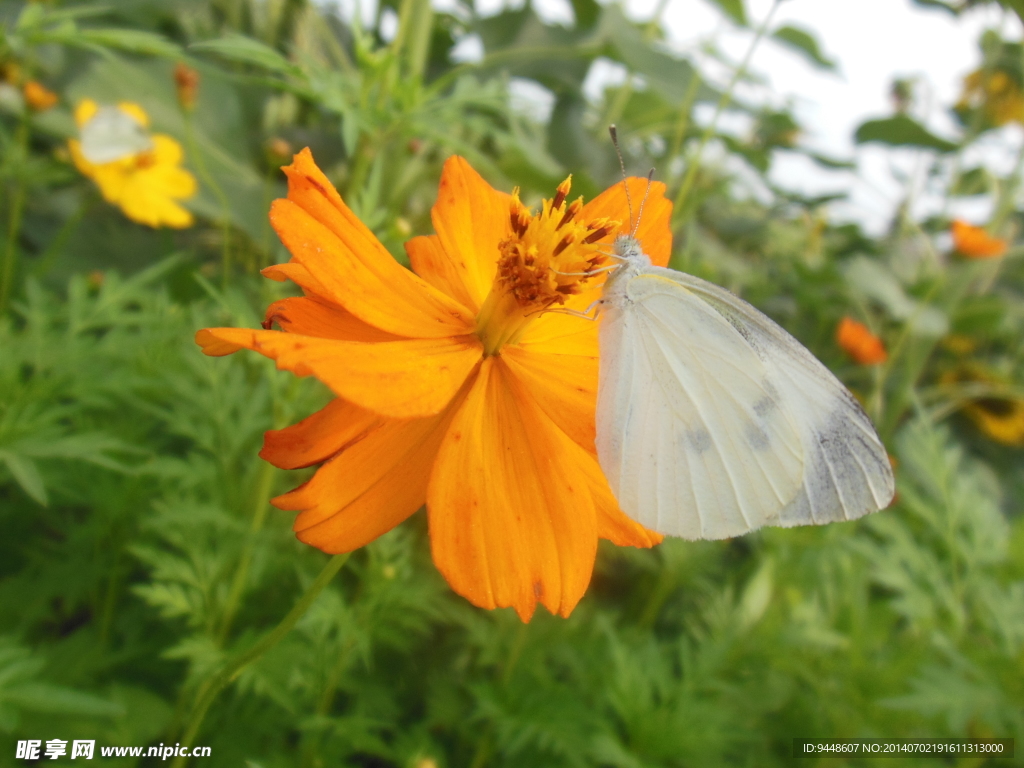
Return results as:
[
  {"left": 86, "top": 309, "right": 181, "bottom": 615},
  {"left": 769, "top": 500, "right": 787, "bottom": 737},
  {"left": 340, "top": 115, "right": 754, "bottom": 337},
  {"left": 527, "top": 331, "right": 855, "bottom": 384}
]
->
[
  {"left": 79, "top": 106, "right": 153, "bottom": 165},
  {"left": 594, "top": 223, "right": 895, "bottom": 540}
]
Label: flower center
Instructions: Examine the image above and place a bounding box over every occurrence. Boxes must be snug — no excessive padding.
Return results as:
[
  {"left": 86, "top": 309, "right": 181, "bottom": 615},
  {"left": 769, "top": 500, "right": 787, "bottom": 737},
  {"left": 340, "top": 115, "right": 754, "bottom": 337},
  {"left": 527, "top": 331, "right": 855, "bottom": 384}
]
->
[{"left": 476, "top": 176, "right": 616, "bottom": 356}]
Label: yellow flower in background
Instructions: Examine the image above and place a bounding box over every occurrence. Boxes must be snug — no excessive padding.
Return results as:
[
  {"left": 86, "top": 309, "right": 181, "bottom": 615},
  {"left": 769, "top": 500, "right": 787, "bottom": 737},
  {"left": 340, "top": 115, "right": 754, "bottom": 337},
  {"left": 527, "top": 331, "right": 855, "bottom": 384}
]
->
[
  {"left": 940, "top": 366, "right": 1024, "bottom": 447},
  {"left": 69, "top": 99, "right": 196, "bottom": 229},
  {"left": 951, "top": 219, "right": 1008, "bottom": 259},
  {"left": 23, "top": 81, "right": 57, "bottom": 111},
  {"left": 957, "top": 68, "right": 1024, "bottom": 127}
]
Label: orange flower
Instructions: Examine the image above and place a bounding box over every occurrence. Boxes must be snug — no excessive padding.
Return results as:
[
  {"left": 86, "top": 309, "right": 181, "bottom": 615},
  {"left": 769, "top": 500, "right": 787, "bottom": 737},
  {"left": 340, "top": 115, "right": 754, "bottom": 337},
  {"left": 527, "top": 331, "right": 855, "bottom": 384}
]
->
[
  {"left": 196, "top": 149, "right": 668, "bottom": 620},
  {"left": 837, "top": 317, "right": 887, "bottom": 365},
  {"left": 23, "top": 80, "right": 58, "bottom": 111},
  {"left": 951, "top": 219, "right": 1007, "bottom": 259}
]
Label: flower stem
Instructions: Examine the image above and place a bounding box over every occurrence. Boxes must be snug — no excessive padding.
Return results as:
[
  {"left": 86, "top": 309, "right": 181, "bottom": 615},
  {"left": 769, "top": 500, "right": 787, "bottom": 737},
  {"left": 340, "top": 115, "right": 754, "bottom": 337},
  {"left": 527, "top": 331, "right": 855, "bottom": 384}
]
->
[
  {"left": 182, "top": 114, "right": 233, "bottom": 289},
  {"left": 171, "top": 553, "right": 350, "bottom": 767},
  {"left": 672, "top": 0, "right": 781, "bottom": 221},
  {"left": 0, "top": 117, "right": 29, "bottom": 314},
  {"left": 216, "top": 459, "right": 277, "bottom": 644}
]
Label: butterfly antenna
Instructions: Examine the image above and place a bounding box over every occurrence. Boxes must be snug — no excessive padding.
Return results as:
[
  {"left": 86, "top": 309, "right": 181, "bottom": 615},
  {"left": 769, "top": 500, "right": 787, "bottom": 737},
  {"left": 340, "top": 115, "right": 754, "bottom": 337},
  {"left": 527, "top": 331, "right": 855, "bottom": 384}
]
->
[
  {"left": 632, "top": 169, "right": 655, "bottom": 237},
  {"left": 608, "top": 124, "right": 633, "bottom": 232}
]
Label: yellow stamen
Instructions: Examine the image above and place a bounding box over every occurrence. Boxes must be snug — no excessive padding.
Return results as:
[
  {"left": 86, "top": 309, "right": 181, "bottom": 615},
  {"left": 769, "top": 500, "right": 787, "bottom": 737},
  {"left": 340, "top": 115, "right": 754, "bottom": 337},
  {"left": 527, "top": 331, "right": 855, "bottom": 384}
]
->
[{"left": 476, "top": 176, "right": 617, "bottom": 356}]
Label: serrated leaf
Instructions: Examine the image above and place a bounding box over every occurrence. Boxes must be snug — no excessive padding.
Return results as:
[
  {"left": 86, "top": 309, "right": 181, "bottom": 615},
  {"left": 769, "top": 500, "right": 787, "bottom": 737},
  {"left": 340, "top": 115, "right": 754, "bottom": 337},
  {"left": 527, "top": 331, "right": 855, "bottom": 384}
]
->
[
  {"left": 772, "top": 25, "right": 836, "bottom": 70},
  {"left": 0, "top": 453, "right": 48, "bottom": 506},
  {"left": 191, "top": 35, "right": 299, "bottom": 75},
  {"left": 854, "top": 115, "right": 958, "bottom": 152}
]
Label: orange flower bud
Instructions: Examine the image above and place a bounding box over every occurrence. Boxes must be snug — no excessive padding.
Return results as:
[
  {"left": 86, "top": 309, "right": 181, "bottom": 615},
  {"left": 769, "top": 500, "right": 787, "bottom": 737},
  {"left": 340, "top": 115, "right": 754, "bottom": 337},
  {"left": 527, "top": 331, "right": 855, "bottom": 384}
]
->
[
  {"left": 174, "top": 62, "right": 200, "bottom": 112},
  {"left": 951, "top": 219, "right": 1007, "bottom": 259},
  {"left": 23, "top": 80, "right": 58, "bottom": 111},
  {"left": 836, "top": 317, "right": 887, "bottom": 365}
]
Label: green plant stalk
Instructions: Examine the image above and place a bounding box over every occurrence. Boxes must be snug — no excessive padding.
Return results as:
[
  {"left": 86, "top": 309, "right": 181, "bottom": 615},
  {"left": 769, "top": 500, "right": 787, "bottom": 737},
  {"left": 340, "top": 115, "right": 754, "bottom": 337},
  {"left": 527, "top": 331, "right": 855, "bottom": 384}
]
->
[
  {"left": 216, "top": 459, "right": 277, "bottom": 644},
  {"left": 171, "top": 552, "right": 350, "bottom": 768},
  {"left": 32, "top": 196, "right": 91, "bottom": 278},
  {"left": 603, "top": 0, "right": 673, "bottom": 127},
  {"left": 666, "top": 70, "right": 704, "bottom": 188},
  {"left": 672, "top": 0, "right": 781, "bottom": 221},
  {"left": 405, "top": 0, "right": 434, "bottom": 82},
  {"left": 0, "top": 117, "right": 29, "bottom": 314},
  {"left": 183, "top": 114, "right": 233, "bottom": 288}
]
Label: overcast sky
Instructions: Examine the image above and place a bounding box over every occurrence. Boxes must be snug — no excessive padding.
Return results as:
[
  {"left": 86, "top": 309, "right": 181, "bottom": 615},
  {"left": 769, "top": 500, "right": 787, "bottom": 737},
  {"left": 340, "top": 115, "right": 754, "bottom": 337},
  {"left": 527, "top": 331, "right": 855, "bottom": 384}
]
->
[{"left": 326, "top": 0, "right": 1023, "bottom": 232}]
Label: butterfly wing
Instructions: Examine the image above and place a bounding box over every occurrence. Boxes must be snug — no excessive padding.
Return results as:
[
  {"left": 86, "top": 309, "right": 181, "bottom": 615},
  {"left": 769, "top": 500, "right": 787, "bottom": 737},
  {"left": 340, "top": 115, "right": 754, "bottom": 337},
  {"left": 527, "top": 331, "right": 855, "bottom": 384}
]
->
[
  {"left": 655, "top": 267, "right": 895, "bottom": 526},
  {"left": 597, "top": 272, "right": 807, "bottom": 539},
  {"left": 80, "top": 107, "right": 154, "bottom": 165}
]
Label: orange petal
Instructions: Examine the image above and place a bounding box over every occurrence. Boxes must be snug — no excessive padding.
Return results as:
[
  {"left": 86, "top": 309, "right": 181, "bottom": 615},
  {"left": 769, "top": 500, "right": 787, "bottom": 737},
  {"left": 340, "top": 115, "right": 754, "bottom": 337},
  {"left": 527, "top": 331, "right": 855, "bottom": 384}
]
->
[
  {"left": 501, "top": 344, "right": 598, "bottom": 453},
  {"left": 430, "top": 156, "right": 512, "bottom": 311},
  {"left": 261, "top": 261, "right": 330, "bottom": 298},
  {"left": 406, "top": 234, "right": 478, "bottom": 312},
  {"left": 261, "top": 398, "right": 384, "bottom": 469},
  {"left": 582, "top": 177, "right": 673, "bottom": 267},
  {"left": 271, "top": 198, "right": 472, "bottom": 338},
  {"left": 278, "top": 407, "right": 454, "bottom": 553},
  {"left": 263, "top": 296, "right": 400, "bottom": 342},
  {"left": 427, "top": 357, "right": 599, "bottom": 621},
  {"left": 583, "top": 457, "right": 663, "bottom": 548},
  {"left": 271, "top": 151, "right": 473, "bottom": 338},
  {"left": 195, "top": 327, "right": 482, "bottom": 419}
]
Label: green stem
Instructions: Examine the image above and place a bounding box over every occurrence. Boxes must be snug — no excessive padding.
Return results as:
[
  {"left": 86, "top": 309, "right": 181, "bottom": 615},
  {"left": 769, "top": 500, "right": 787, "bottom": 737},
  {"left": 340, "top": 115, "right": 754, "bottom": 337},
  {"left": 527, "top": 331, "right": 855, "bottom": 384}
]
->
[
  {"left": 171, "top": 553, "right": 349, "bottom": 768},
  {"left": 672, "top": 0, "right": 781, "bottom": 221},
  {"left": 0, "top": 117, "right": 29, "bottom": 314},
  {"left": 33, "top": 196, "right": 92, "bottom": 278},
  {"left": 183, "top": 114, "right": 233, "bottom": 288},
  {"left": 216, "top": 460, "right": 277, "bottom": 644}
]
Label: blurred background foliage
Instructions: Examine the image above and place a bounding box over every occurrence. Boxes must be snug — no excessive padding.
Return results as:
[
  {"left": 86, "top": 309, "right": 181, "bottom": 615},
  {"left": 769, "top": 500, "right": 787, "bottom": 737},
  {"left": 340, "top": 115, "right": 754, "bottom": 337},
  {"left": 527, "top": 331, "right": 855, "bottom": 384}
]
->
[{"left": 0, "top": 0, "right": 1023, "bottom": 765}]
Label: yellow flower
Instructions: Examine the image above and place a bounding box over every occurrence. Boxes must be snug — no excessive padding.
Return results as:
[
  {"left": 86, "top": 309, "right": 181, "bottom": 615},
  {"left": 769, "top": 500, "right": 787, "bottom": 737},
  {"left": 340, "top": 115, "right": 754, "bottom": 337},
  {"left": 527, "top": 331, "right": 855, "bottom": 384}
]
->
[
  {"left": 951, "top": 219, "right": 1007, "bottom": 259},
  {"left": 197, "top": 149, "right": 668, "bottom": 620},
  {"left": 69, "top": 99, "right": 196, "bottom": 229},
  {"left": 22, "top": 80, "right": 57, "bottom": 111},
  {"left": 957, "top": 68, "right": 1024, "bottom": 127},
  {"left": 940, "top": 365, "right": 1024, "bottom": 447}
]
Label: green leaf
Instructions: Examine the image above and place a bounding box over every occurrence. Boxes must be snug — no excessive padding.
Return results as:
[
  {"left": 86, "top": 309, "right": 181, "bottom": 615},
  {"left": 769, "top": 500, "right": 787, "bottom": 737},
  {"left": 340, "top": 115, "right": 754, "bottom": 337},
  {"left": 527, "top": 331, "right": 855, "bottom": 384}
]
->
[
  {"left": 950, "top": 166, "right": 992, "bottom": 196},
  {"left": 807, "top": 151, "right": 856, "bottom": 170},
  {"left": 0, "top": 453, "right": 48, "bottom": 506},
  {"left": 855, "top": 115, "right": 958, "bottom": 152},
  {"left": 190, "top": 35, "right": 300, "bottom": 75},
  {"left": 772, "top": 25, "right": 836, "bottom": 71},
  {"left": 706, "top": 0, "right": 746, "bottom": 25},
  {"left": 76, "top": 29, "right": 181, "bottom": 57},
  {"left": 4, "top": 684, "right": 124, "bottom": 718}
]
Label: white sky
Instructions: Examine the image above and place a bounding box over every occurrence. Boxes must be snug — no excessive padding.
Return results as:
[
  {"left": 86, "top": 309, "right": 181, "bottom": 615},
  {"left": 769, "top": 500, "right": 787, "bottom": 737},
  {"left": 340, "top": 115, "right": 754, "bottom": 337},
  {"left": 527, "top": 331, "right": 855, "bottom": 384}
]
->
[{"left": 322, "top": 0, "right": 1024, "bottom": 232}]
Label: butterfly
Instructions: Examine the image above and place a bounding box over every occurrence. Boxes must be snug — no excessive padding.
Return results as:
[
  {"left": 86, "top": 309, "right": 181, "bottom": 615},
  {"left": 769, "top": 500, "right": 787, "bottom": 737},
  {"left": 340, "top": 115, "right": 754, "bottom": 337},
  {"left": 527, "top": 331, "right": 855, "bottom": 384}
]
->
[
  {"left": 79, "top": 105, "right": 154, "bottom": 165},
  {"left": 593, "top": 129, "right": 895, "bottom": 540}
]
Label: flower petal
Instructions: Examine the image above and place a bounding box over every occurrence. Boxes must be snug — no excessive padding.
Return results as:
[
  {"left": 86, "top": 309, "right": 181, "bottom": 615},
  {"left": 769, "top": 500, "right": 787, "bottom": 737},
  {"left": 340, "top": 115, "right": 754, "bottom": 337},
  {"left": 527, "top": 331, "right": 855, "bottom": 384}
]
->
[
  {"left": 274, "top": 149, "right": 473, "bottom": 337},
  {"left": 582, "top": 177, "right": 673, "bottom": 267},
  {"left": 263, "top": 296, "right": 400, "bottom": 342},
  {"left": 501, "top": 344, "right": 598, "bottom": 452},
  {"left": 261, "top": 261, "right": 329, "bottom": 297},
  {"left": 582, "top": 456, "right": 664, "bottom": 548},
  {"left": 427, "top": 357, "right": 598, "bottom": 621},
  {"left": 430, "top": 156, "right": 511, "bottom": 311},
  {"left": 195, "top": 327, "right": 482, "bottom": 419},
  {"left": 278, "top": 407, "right": 452, "bottom": 553},
  {"left": 271, "top": 198, "right": 472, "bottom": 338},
  {"left": 406, "top": 234, "right": 478, "bottom": 312},
  {"left": 261, "top": 398, "right": 384, "bottom": 469}
]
